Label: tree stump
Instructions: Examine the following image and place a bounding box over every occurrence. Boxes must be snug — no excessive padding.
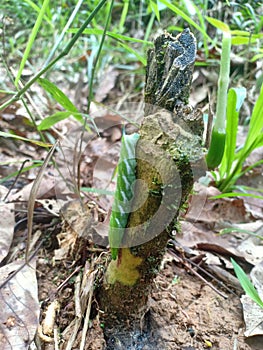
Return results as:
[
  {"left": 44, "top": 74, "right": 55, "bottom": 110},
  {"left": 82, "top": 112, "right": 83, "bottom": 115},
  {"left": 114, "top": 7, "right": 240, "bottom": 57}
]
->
[{"left": 98, "top": 29, "right": 205, "bottom": 346}]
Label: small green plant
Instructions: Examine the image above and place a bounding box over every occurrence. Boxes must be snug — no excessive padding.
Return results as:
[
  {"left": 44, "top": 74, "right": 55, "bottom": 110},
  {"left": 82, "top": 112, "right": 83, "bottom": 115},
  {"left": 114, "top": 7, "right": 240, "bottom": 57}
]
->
[
  {"left": 211, "top": 83, "right": 263, "bottom": 194},
  {"left": 231, "top": 258, "right": 263, "bottom": 309},
  {"left": 205, "top": 18, "right": 263, "bottom": 195}
]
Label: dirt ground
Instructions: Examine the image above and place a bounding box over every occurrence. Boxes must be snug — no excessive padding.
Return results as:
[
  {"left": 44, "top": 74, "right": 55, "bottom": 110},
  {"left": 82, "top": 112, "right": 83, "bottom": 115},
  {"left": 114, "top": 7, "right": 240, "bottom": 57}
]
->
[
  {"left": 147, "top": 263, "right": 262, "bottom": 350},
  {"left": 35, "top": 243, "right": 263, "bottom": 350}
]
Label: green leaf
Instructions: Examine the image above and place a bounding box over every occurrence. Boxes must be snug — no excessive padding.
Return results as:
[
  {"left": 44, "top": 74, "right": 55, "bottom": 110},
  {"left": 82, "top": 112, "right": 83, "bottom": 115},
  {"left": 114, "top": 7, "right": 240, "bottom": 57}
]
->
[
  {"left": 38, "top": 78, "right": 83, "bottom": 123},
  {"left": 222, "top": 88, "right": 246, "bottom": 175},
  {"left": 232, "top": 136, "right": 263, "bottom": 185},
  {"left": 231, "top": 31, "right": 263, "bottom": 40},
  {"left": 254, "top": 134, "right": 263, "bottom": 148},
  {"left": 219, "top": 89, "right": 238, "bottom": 177},
  {"left": 149, "top": 0, "right": 160, "bottom": 22},
  {"left": 211, "top": 192, "right": 263, "bottom": 200},
  {"left": 0, "top": 131, "right": 51, "bottom": 147},
  {"left": 38, "top": 78, "right": 78, "bottom": 112},
  {"left": 231, "top": 36, "right": 257, "bottom": 45},
  {"left": 212, "top": 30, "right": 231, "bottom": 155},
  {"left": 231, "top": 258, "right": 263, "bottom": 309},
  {"left": 219, "top": 227, "right": 263, "bottom": 240},
  {"left": 206, "top": 130, "right": 226, "bottom": 169},
  {"left": 246, "top": 82, "right": 263, "bottom": 148},
  {"left": 0, "top": 161, "right": 44, "bottom": 184},
  {"left": 23, "top": 0, "right": 53, "bottom": 26},
  {"left": 159, "top": 0, "right": 212, "bottom": 42},
  {"left": 118, "top": 42, "right": 147, "bottom": 66},
  {"left": 235, "top": 84, "right": 263, "bottom": 163},
  {"left": 234, "top": 185, "right": 263, "bottom": 194},
  {"left": 251, "top": 53, "right": 263, "bottom": 62},
  {"left": 15, "top": 0, "right": 50, "bottom": 87},
  {"left": 206, "top": 17, "right": 230, "bottom": 32},
  {"left": 119, "top": 0, "right": 129, "bottom": 32},
  {"left": 230, "top": 30, "right": 252, "bottom": 36},
  {"left": 69, "top": 28, "right": 152, "bottom": 45},
  {"left": 38, "top": 111, "right": 72, "bottom": 130}
]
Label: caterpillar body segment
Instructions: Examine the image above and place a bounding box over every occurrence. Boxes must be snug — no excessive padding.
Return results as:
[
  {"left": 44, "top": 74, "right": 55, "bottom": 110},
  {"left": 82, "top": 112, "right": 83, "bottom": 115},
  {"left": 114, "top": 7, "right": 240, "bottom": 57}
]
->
[{"left": 109, "top": 133, "right": 140, "bottom": 260}]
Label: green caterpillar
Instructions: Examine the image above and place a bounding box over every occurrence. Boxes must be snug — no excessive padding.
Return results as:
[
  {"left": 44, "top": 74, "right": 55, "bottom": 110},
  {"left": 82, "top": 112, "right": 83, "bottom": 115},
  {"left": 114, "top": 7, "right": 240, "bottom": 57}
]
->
[{"left": 109, "top": 132, "right": 140, "bottom": 260}]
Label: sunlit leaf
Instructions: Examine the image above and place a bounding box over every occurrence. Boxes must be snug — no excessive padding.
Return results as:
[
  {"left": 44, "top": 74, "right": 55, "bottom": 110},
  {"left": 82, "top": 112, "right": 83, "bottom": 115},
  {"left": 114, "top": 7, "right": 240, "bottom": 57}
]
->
[
  {"left": 231, "top": 258, "right": 263, "bottom": 309},
  {"left": 38, "top": 78, "right": 83, "bottom": 123},
  {"left": 0, "top": 131, "right": 51, "bottom": 147},
  {"left": 38, "top": 111, "right": 72, "bottom": 130},
  {"left": 232, "top": 36, "right": 257, "bottom": 45},
  {"left": 206, "top": 16, "right": 230, "bottom": 32}
]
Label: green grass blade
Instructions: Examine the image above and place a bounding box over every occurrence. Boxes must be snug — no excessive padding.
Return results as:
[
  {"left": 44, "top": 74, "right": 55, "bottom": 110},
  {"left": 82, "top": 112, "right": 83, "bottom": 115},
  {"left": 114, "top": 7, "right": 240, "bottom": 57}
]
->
[
  {"left": 38, "top": 111, "right": 97, "bottom": 131},
  {"left": 149, "top": 0, "right": 160, "bottom": 22},
  {"left": 231, "top": 30, "right": 263, "bottom": 38},
  {"left": 219, "top": 89, "right": 238, "bottom": 177},
  {"left": 23, "top": 0, "right": 53, "bottom": 26},
  {"left": 231, "top": 258, "right": 263, "bottom": 308},
  {"left": 86, "top": 0, "right": 114, "bottom": 114},
  {"left": 236, "top": 133, "right": 263, "bottom": 163},
  {"left": 0, "top": 161, "right": 44, "bottom": 184},
  {"left": 159, "top": 0, "right": 212, "bottom": 42},
  {"left": 206, "top": 16, "right": 230, "bottom": 32},
  {"left": 244, "top": 82, "right": 263, "bottom": 151},
  {"left": 206, "top": 30, "right": 231, "bottom": 169},
  {"left": 0, "top": 131, "right": 51, "bottom": 147},
  {"left": 232, "top": 36, "right": 257, "bottom": 45},
  {"left": 15, "top": 0, "right": 50, "bottom": 87},
  {"left": 37, "top": 111, "right": 72, "bottom": 130},
  {"left": 234, "top": 185, "right": 263, "bottom": 194},
  {"left": 70, "top": 28, "right": 152, "bottom": 45},
  {"left": 211, "top": 192, "right": 263, "bottom": 200},
  {"left": 119, "top": 0, "right": 130, "bottom": 32},
  {"left": 37, "top": 78, "right": 84, "bottom": 124},
  {"left": 44, "top": 0, "right": 85, "bottom": 66},
  {"left": 189, "top": 1, "right": 208, "bottom": 56},
  {"left": 222, "top": 88, "right": 246, "bottom": 176},
  {"left": 219, "top": 228, "right": 263, "bottom": 240},
  {"left": 38, "top": 78, "right": 79, "bottom": 113},
  {"left": 118, "top": 42, "right": 147, "bottom": 66},
  {"left": 144, "top": 12, "right": 156, "bottom": 43}
]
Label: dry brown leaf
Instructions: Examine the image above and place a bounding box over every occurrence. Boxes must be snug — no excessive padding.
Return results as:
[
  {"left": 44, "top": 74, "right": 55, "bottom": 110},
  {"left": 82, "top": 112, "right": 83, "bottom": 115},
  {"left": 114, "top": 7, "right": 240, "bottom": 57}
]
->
[
  {"left": 95, "top": 67, "right": 119, "bottom": 102},
  {"left": 0, "top": 186, "right": 15, "bottom": 263},
  {"left": 9, "top": 174, "right": 56, "bottom": 202},
  {"left": 238, "top": 234, "right": 263, "bottom": 265},
  {"left": 54, "top": 200, "right": 95, "bottom": 260},
  {"left": 186, "top": 183, "right": 249, "bottom": 224},
  {"left": 241, "top": 294, "right": 263, "bottom": 337},
  {"left": 0, "top": 259, "right": 39, "bottom": 349}
]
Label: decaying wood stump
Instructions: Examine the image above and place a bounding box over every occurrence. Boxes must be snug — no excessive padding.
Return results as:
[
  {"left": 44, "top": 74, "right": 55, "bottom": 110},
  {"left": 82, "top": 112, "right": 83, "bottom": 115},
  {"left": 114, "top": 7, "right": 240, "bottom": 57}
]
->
[{"left": 98, "top": 29, "right": 205, "bottom": 342}]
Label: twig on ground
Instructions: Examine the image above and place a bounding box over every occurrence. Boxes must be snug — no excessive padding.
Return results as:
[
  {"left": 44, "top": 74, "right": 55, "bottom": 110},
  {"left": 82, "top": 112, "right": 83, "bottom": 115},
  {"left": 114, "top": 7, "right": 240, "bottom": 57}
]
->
[
  {"left": 168, "top": 244, "right": 229, "bottom": 299},
  {"left": 26, "top": 141, "right": 59, "bottom": 262},
  {"left": 79, "top": 271, "right": 95, "bottom": 350}
]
